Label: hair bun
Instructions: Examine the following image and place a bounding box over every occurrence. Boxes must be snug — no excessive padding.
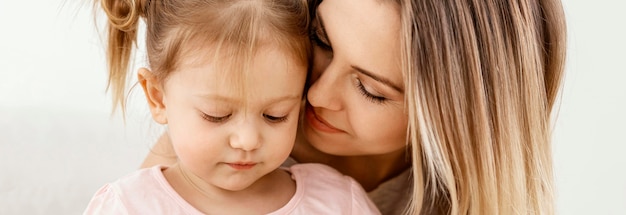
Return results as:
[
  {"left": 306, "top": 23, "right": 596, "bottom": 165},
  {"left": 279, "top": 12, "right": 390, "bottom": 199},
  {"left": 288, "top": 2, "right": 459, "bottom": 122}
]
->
[{"left": 101, "top": 0, "right": 143, "bottom": 32}]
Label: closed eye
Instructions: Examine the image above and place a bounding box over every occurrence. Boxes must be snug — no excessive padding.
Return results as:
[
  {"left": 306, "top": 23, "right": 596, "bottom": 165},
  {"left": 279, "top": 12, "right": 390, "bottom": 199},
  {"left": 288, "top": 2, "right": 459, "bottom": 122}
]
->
[
  {"left": 263, "top": 114, "right": 289, "bottom": 123},
  {"left": 311, "top": 9, "right": 333, "bottom": 51},
  {"left": 202, "top": 113, "right": 231, "bottom": 123},
  {"left": 310, "top": 30, "right": 332, "bottom": 51},
  {"left": 355, "top": 78, "right": 387, "bottom": 104}
]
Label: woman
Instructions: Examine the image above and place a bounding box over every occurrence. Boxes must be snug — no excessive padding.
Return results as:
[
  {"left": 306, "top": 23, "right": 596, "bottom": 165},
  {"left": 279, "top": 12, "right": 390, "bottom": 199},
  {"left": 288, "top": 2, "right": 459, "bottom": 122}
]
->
[{"left": 142, "top": 0, "right": 567, "bottom": 214}]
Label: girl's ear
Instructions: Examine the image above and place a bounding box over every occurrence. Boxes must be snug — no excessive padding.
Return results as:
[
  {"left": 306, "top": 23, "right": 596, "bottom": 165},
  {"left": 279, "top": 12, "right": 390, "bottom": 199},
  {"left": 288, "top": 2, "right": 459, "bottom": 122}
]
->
[{"left": 138, "top": 68, "right": 168, "bottom": 124}]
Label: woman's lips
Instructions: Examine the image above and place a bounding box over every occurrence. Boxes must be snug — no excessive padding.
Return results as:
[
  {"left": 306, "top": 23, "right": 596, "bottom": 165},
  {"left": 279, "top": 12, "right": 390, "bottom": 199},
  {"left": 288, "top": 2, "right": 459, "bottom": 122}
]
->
[
  {"left": 305, "top": 104, "right": 344, "bottom": 133},
  {"left": 227, "top": 163, "right": 256, "bottom": 170}
]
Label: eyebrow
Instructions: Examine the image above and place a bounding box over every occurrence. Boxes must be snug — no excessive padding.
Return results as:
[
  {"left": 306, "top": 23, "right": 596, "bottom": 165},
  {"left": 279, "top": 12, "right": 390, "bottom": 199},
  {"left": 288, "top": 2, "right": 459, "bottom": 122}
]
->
[
  {"left": 352, "top": 66, "right": 404, "bottom": 93},
  {"left": 315, "top": 9, "right": 333, "bottom": 48}
]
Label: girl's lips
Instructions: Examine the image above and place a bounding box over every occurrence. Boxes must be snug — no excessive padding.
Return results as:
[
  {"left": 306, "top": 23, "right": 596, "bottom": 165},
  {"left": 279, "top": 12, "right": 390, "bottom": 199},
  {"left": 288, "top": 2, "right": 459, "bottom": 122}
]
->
[
  {"left": 227, "top": 163, "right": 256, "bottom": 170},
  {"left": 305, "top": 104, "right": 344, "bottom": 133}
]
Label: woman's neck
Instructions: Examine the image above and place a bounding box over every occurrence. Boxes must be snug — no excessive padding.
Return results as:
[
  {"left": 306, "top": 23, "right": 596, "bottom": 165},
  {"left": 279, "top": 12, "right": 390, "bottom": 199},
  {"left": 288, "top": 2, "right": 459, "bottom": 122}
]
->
[{"left": 291, "top": 138, "right": 411, "bottom": 191}]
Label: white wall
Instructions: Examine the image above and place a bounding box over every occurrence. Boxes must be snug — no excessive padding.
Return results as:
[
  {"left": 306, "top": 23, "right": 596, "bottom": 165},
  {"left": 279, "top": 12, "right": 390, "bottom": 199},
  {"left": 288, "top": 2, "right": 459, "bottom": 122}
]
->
[
  {"left": 0, "top": 0, "right": 624, "bottom": 214},
  {"left": 553, "top": 1, "right": 626, "bottom": 214},
  {"left": 0, "top": 1, "right": 156, "bottom": 214}
]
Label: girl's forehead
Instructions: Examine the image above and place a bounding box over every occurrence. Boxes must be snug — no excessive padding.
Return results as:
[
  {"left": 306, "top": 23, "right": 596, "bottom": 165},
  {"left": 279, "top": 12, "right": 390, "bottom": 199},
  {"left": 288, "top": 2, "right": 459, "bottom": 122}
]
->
[
  {"left": 167, "top": 46, "right": 306, "bottom": 92},
  {"left": 178, "top": 39, "right": 304, "bottom": 70}
]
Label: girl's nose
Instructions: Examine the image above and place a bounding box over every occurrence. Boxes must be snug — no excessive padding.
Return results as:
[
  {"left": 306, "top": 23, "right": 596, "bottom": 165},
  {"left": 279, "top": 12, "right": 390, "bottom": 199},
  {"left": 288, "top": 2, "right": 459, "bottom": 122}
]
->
[{"left": 229, "top": 119, "right": 262, "bottom": 151}]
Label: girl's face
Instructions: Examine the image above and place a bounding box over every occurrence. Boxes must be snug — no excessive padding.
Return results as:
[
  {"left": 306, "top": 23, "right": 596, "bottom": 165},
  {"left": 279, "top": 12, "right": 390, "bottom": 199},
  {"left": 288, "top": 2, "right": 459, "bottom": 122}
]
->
[
  {"left": 146, "top": 47, "right": 306, "bottom": 191},
  {"left": 302, "top": 0, "right": 408, "bottom": 156}
]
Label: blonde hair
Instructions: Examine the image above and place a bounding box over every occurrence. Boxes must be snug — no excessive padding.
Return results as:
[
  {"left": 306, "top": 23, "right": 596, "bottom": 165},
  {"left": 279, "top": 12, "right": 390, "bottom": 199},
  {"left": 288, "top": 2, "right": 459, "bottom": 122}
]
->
[
  {"left": 394, "top": 0, "right": 567, "bottom": 214},
  {"left": 98, "top": 0, "right": 310, "bottom": 113}
]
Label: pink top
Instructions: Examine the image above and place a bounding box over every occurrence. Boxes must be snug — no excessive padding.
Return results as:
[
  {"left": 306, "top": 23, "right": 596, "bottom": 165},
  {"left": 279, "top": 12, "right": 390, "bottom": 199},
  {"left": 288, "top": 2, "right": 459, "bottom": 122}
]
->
[{"left": 84, "top": 163, "right": 380, "bottom": 214}]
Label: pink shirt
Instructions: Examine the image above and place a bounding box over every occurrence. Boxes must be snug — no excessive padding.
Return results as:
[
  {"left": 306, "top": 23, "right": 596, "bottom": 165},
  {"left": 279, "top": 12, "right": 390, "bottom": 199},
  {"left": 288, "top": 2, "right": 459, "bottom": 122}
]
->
[{"left": 84, "top": 164, "right": 380, "bottom": 214}]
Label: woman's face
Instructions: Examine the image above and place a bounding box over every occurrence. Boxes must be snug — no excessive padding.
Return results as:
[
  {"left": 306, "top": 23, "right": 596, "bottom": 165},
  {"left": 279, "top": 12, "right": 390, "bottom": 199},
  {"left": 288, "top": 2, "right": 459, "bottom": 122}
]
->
[{"left": 301, "top": 0, "right": 408, "bottom": 156}]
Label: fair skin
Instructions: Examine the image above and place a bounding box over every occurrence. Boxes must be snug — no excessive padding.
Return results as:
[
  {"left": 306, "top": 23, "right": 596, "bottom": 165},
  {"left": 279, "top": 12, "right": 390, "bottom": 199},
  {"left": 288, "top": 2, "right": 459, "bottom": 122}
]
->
[
  {"left": 139, "top": 46, "right": 307, "bottom": 214},
  {"left": 292, "top": 0, "right": 410, "bottom": 191},
  {"left": 143, "top": 0, "right": 410, "bottom": 192}
]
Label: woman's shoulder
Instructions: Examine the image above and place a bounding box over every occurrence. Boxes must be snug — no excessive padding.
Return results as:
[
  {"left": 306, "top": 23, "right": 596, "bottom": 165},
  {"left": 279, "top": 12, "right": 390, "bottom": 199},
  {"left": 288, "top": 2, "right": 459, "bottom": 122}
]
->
[{"left": 367, "top": 167, "right": 412, "bottom": 215}]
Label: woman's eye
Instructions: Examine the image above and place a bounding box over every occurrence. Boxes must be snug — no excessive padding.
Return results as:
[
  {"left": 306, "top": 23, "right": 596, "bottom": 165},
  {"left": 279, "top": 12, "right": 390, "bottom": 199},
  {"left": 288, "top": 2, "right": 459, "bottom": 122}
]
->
[
  {"left": 355, "top": 78, "right": 387, "bottom": 104},
  {"left": 202, "top": 113, "right": 231, "bottom": 123},
  {"left": 310, "top": 29, "right": 332, "bottom": 51},
  {"left": 263, "top": 114, "right": 288, "bottom": 123}
]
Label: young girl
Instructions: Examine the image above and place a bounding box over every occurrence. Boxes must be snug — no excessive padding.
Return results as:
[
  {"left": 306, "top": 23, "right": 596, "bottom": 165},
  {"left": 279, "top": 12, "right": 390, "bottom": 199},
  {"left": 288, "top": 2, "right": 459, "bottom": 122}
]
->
[{"left": 84, "top": 0, "right": 380, "bottom": 214}]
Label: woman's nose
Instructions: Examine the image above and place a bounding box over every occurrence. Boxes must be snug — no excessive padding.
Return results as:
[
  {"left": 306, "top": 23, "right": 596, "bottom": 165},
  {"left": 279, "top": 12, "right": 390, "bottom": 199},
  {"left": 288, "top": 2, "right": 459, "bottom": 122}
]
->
[
  {"left": 307, "top": 63, "right": 342, "bottom": 111},
  {"left": 229, "top": 119, "right": 262, "bottom": 151}
]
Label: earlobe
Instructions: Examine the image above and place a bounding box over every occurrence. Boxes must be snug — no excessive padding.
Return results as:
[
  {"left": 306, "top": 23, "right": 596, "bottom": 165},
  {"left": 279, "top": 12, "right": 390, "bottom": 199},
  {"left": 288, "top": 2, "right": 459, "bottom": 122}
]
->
[{"left": 138, "top": 68, "right": 168, "bottom": 124}]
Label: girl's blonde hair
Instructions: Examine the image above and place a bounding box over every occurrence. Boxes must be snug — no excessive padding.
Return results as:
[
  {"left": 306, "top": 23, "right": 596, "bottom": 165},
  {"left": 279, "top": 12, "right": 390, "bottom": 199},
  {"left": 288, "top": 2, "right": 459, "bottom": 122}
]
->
[
  {"left": 395, "top": 0, "right": 567, "bottom": 214},
  {"left": 99, "top": 0, "right": 310, "bottom": 113}
]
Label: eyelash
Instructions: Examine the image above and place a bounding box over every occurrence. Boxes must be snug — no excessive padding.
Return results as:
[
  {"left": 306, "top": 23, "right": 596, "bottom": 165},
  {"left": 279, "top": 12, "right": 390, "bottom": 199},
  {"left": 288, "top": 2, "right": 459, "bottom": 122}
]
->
[
  {"left": 201, "top": 113, "right": 289, "bottom": 123},
  {"left": 355, "top": 78, "right": 387, "bottom": 104},
  {"left": 310, "top": 30, "right": 332, "bottom": 51},
  {"left": 263, "top": 114, "right": 289, "bottom": 123},
  {"left": 202, "top": 113, "right": 231, "bottom": 123}
]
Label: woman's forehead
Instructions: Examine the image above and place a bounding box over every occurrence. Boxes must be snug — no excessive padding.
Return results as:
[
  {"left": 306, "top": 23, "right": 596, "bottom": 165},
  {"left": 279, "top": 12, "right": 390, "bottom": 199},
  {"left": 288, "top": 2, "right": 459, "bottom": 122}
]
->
[{"left": 317, "top": 0, "right": 403, "bottom": 87}]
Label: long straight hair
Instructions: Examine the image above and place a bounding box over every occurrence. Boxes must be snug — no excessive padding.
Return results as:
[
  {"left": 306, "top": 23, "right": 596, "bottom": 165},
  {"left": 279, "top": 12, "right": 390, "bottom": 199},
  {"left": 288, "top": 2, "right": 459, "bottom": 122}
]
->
[{"left": 398, "top": 0, "right": 567, "bottom": 214}]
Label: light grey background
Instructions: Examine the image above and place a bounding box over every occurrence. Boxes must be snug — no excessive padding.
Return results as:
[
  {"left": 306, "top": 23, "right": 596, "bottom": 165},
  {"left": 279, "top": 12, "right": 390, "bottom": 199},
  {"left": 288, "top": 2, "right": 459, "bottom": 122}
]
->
[{"left": 1, "top": 0, "right": 624, "bottom": 214}]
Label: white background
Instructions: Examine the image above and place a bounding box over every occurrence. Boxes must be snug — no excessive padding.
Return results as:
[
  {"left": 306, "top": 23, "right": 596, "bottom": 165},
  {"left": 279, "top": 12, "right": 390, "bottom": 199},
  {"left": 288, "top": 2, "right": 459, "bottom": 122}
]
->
[{"left": 1, "top": 0, "right": 624, "bottom": 214}]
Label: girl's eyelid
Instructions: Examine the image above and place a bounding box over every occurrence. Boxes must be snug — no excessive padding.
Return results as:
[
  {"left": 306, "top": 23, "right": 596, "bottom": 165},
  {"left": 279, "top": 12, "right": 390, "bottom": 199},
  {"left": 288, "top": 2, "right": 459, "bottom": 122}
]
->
[
  {"left": 201, "top": 113, "right": 232, "bottom": 123},
  {"left": 263, "top": 103, "right": 299, "bottom": 123},
  {"left": 263, "top": 113, "right": 289, "bottom": 124}
]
